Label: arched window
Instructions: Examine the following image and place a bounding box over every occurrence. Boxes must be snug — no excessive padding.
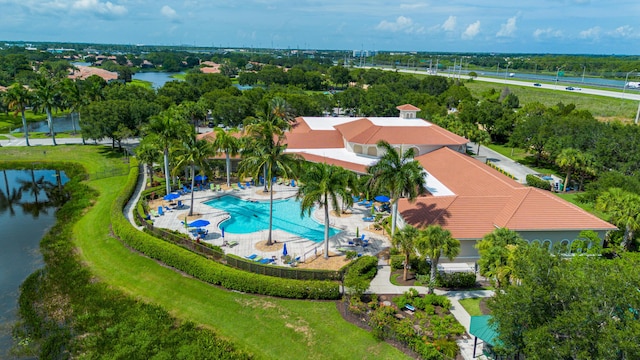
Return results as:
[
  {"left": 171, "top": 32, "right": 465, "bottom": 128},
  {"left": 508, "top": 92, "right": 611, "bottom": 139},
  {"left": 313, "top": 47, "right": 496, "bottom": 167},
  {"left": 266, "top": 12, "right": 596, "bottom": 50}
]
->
[
  {"left": 531, "top": 239, "right": 541, "bottom": 247},
  {"left": 542, "top": 240, "right": 552, "bottom": 251},
  {"left": 367, "top": 146, "right": 377, "bottom": 156},
  {"left": 559, "top": 239, "right": 570, "bottom": 253},
  {"left": 353, "top": 144, "right": 363, "bottom": 154},
  {"left": 410, "top": 146, "right": 420, "bottom": 156}
]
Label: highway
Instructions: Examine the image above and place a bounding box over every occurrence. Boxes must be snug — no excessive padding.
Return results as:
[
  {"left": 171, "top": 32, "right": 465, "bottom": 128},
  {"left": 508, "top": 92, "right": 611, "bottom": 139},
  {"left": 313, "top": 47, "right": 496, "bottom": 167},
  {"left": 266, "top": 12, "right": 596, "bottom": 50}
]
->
[{"left": 364, "top": 66, "right": 640, "bottom": 102}]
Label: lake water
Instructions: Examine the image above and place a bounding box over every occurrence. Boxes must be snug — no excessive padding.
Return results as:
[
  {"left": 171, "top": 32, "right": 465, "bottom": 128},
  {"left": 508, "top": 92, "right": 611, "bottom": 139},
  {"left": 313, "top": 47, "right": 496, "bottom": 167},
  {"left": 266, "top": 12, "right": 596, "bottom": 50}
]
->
[
  {"left": 0, "top": 169, "right": 69, "bottom": 358},
  {"left": 133, "top": 71, "right": 183, "bottom": 89},
  {"left": 11, "top": 114, "right": 79, "bottom": 134}
]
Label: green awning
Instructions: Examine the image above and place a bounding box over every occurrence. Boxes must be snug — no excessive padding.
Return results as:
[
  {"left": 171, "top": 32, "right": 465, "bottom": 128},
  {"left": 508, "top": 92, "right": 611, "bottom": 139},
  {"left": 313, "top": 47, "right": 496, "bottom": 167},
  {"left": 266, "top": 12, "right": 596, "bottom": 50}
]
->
[{"left": 469, "top": 315, "right": 499, "bottom": 346}]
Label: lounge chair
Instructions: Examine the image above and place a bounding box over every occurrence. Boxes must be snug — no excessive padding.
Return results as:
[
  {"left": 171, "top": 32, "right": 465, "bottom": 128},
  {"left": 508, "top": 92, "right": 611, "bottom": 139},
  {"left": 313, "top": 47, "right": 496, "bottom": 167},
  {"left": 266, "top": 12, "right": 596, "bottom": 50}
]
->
[
  {"left": 363, "top": 216, "right": 374, "bottom": 222},
  {"left": 216, "top": 184, "right": 222, "bottom": 192},
  {"left": 357, "top": 199, "right": 369, "bottom": 206},
  {"left": 259, "top": 258, "right": 274, "bottom": 264},
  {"left": 237, "top": 182, "right": 246, "bottom": 190},
  {"left": 150, "top": 209, "right": 159, "bottom": 217},
  {"left": 405, "top": 304, "right": 416, "bottom": 312},
  {"left": 231, "top": 183, "right": 240, "bottom": 191},
  {"left": 277, "top": 177, "right": 284, "bottom": 185},
  {"left": 245, "top": 254, "right": 258, "bottom": 260},
  {"left": 290, "top": 179, "right": 296, "bottom": 187},
  {"left": 227, "top": 240, "right": 239, "bottom": 247},
  {"left": 158, "top": 206, "right": 165, "bottom": 216},
  {"left": 210, "top": 183, "right": 216, "bottom": 191},
  {"left": 246, "top": 181, "right": 252, "bottom": 188},
  {"left": 253, "top": 256, "right": 263, "bottom": 262},
  {"left": 183, "top": 185, "right": 191, "bottom": 193}
]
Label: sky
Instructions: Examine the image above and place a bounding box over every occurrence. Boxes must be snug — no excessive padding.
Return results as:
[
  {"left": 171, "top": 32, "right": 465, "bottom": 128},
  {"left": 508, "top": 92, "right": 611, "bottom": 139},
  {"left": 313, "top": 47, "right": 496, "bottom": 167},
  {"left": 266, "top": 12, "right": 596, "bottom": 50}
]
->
[{"left": 1, "top": 0, "right": 639, "bottom": 55}]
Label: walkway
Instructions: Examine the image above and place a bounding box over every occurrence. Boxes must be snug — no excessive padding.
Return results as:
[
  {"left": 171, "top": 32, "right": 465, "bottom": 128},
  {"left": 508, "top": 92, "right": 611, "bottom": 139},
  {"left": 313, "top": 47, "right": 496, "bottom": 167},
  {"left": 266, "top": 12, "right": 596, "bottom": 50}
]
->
[{"left": 367, "top": 259, "right": 494, "bottom": 360}]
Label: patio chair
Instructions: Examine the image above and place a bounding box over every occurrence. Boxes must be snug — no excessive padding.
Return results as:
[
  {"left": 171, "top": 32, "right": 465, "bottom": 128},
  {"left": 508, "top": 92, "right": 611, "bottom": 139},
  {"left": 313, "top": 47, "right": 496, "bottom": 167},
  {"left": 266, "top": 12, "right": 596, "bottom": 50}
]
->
[
  {"left": 238, "top": 182, "right": 246, "bottom": 190},
  {"left": 246, "top": 181, "right": 252, "bottom": 188},
  {"left": 357, "top": 199, "right": 368, "bottom": 206},
  {"left": 245, "top": 254, "right": 258, "bottom": 260},
  {"left": 290, "top": 179, "right": 296, "bottom": 187},
  {"left": 231, "top": 183, "right": 240, "bottom": 191},
  {"left": 227, "top": 240, "right": 239, "bottom": 247},
  {"left": 277, "top": 177, "right": 284, "bottom": 185},
  {"left": 158, "top": 206, "right": 164, "bottom": 216},
  {"left": 253, "top": 256, "right": 263, "bottom": 262},
  {"left": 363, "top": 216, "right": 374, "bottom": 222},
  {"left": 150, "top": 209, "right": 159, "bottom": 217},
  {"left": 183, "top": 185, "right": 191, "bottom": 193},
  {"left": 175, "top": 200, "right": 184, "bottom": 209},
  {"left": 210, "top": 183, "right": 216, "bottom": 191}
]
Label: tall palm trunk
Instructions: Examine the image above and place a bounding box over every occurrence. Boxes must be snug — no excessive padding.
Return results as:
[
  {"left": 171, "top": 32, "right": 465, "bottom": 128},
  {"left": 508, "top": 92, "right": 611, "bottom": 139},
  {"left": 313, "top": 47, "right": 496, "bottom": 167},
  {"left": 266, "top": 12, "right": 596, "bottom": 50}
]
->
[
  {"left": 189, "top": 164, "right": 196, "bottom": 216},
  {"left": 71, "top": 112, "right": 77, "bottom": 134},
  {"left": 225, "top": 153, "right": 231, "bottom": 187},
  {"left": 390, "top": 192, "right": 398, "bottom": 236},
  {"left": 46, "top": 108, "right": 57, "bottom": 146},
  {"left": 429, "top": 257, "right": 439, "bottom": 294},
  {"left": 20, "top": 109, "right": 30, "bottom": 146},
  {"left": 563, "top": 170, "right": 572, "bottom": 193},
  {"left": 323, "top": 196, "right": 330, "bottom": 259},
  {"left": 163, "top": 147, "right": 171, "bottom": 195},
  {"left": 263, "top": 165, "right": 268, "bottom": 192},
  {"left": 268, "top": 179, "right": 274, "bottom": 245}
]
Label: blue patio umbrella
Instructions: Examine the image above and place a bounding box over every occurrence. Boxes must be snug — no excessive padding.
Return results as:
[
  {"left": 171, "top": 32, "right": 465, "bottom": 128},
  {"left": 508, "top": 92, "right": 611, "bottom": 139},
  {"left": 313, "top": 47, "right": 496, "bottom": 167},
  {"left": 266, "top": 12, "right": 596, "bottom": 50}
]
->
[
  {"left": 194, "top": 174, "right": 208, "bottom": 182},
  {"left": 189, "top": 219, "right": 210, "bottom": 228},
  {"left": 163, "top": 193, "right": 180, "bottom": 201},
  {"left": 374, "top": 195, "right": 390, "bottom": 203},
  {"left": 221, "top": 227, "right": 225, "bottom": 239},
  {"left": 282, "top": 243, "right": 288, "bottom": 256}
]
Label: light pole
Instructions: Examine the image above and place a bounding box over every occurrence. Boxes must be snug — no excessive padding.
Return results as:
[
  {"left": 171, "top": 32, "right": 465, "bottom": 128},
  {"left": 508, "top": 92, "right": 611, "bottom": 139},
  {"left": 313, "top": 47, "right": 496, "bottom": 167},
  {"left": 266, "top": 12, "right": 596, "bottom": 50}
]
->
[
  {"left": 555, "top": 67, "right": 562, "bottom": 88},
  {"left": 504, "top": 63, "right": 510, "bottom": 83},
  {"left": 623, "top": 69, "right": 637, "bottom": 99}
]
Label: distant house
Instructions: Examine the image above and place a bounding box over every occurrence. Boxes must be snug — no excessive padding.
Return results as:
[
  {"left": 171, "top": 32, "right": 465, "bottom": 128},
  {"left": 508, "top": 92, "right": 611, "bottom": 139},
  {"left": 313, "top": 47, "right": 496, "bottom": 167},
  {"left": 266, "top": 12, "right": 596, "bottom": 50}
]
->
[
  {"left": 200, "top": 61, "right": 221, "bottom": 74},
  {"left": 141, "top": 60, "right": 154, "bottom": 68},
  {"left": 68, "top": 65, "right": 118, "bottom": 82}
]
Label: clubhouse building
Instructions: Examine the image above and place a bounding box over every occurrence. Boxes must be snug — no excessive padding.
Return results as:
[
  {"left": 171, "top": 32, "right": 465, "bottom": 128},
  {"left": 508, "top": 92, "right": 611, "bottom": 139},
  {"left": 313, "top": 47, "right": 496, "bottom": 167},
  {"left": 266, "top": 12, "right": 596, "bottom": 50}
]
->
[{"left": 282, "top": 105, "right": 616, "bottom": 261}]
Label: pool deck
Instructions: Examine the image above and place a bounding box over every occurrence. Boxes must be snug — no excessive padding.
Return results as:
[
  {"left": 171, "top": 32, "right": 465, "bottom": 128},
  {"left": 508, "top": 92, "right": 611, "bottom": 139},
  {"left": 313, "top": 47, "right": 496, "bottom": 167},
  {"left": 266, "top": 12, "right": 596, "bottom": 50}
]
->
[{"left": 151, "top": 183, "right": 391, "bottom": 266}]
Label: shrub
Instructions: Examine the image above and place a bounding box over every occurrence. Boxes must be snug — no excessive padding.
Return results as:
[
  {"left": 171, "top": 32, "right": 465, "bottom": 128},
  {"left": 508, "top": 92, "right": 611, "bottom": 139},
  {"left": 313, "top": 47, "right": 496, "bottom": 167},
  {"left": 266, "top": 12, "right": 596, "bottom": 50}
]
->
[
  {"left": 343, "top": 256, "right": 378, "bottom": 297},
  {"left": 345, "top": 250, "right": 358, "bottom": 260},
  {"left": 112, "top": 161, "right": 340, "bottom": 300},
  {"left": 526, "top": 174, "right": 552, "bottom": 190},
  {"left": 390, "top": 255, "right": 405, "bottom": 270},
  {"left": 436, "top": 272, "right": 477, "bottom": 289},
  {"left": 409, "top": 256, "right": 431, "bottom": 275}
]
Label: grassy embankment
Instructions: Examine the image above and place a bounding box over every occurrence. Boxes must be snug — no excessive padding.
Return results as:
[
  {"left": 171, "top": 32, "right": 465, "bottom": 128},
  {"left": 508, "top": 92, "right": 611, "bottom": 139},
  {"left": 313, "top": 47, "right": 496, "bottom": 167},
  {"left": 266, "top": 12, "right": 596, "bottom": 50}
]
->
[
  {"left": 458, "top": 298, "right": 484, "bottom": 317},
  {"left": 3, "top": 145, "right": 406, "bottom": 360}
]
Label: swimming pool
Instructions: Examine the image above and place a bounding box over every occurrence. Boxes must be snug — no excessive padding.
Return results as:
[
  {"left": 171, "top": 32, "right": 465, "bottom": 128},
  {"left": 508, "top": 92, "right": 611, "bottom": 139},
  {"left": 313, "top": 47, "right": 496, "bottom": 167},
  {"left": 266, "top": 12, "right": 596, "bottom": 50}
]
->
[{"left": 204, "top": 195, "right": 341, "bottom": 242}]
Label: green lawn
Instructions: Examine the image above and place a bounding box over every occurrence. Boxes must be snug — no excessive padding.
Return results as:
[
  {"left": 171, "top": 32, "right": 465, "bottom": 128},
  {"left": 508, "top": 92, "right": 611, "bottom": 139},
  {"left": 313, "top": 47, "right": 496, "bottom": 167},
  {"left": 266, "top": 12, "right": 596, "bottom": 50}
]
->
[
  {"left": 2, "top": 145, "right": 407, "bottom": 360},
  {"left": 171, "top": 73, "right": 186, "bottom": 80},
  {"left": 27, "top": 131, "right": 83, "bottom": 139},
  {"left": 129, "top": 79, "right": 153, "bottom": 89},
  {"left": 464, "top": 81, "right": 637, "bottom": 121},
  {"left": 458, "top": 298, "right": 484, "bottom": 316}
]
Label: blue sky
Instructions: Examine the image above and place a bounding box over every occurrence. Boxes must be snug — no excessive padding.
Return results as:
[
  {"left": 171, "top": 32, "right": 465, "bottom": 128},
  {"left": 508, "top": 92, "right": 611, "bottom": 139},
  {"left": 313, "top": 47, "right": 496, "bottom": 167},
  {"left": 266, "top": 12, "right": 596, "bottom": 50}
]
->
[{"left": 1, "top": 0, "right": 638, "bottom": 54}]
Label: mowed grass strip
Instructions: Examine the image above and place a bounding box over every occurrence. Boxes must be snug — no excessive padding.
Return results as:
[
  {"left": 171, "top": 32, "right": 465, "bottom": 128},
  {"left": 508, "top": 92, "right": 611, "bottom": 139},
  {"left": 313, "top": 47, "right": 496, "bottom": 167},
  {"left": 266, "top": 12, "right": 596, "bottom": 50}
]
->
[
  {"left": 11, "top": 145, "right": 406, "bottom": 360},
  {"left": 458, "top": 298, "right": 483, "bottom": 317}
]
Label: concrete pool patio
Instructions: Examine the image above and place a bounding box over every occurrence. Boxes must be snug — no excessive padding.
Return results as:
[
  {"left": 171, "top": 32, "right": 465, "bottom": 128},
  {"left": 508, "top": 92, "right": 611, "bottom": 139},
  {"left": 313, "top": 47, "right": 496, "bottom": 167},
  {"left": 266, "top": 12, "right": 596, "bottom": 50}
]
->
[{"left": 148, "top": 182, "right": 392, "bottom": 267}]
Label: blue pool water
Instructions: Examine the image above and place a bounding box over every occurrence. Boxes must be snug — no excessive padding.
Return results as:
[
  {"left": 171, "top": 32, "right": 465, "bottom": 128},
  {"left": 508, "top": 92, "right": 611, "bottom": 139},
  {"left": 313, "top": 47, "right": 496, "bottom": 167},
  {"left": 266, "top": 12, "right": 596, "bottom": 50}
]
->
[{"left": 204, "top": 195, "right": 341, "bottom": 242}]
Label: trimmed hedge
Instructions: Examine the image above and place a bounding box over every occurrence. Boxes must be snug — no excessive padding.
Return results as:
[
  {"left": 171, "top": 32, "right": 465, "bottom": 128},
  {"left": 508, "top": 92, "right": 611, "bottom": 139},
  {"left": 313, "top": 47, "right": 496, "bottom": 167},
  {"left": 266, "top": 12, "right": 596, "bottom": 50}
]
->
[
  {"left": 111, "top": 162, "right": 340, "bottom": 300},
  {"left": 526, "top": 174, "right": 552, "bottom": 191},
  {"left": 390, "top": 255, "right": 405, "bottom": 270},
  {"left": 436, "top": 272, "right": 477, "bottom": 289}
]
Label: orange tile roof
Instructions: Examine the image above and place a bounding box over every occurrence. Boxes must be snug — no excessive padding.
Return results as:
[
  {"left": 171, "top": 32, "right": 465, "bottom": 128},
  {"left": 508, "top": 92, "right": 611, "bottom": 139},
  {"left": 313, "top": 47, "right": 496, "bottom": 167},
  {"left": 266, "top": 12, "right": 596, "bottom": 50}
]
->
[
  {"left": 396, "top": 104, "right": 421, "bottom": 111},
  {"left": 334, "top": 118, "right": 468, "bottom": 146},
  {"left": 398, "top": 148, "right": 616, "bottom": 238},
  {"left": 285, "top": 130, "right": 344, "bottom": 149},
  {"left": 68, "top": 65, "right": 118, "bottom": 82},
  {"left": 295, "top": 153, "right": 367, "bottom": 173}
]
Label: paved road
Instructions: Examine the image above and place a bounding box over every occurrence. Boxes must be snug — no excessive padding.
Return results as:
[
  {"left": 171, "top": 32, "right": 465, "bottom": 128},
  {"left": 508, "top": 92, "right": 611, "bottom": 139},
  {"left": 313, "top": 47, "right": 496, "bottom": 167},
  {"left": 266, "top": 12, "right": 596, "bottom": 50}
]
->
[{"left": 469, "top": 143, "right": 537, "bottom": 184}]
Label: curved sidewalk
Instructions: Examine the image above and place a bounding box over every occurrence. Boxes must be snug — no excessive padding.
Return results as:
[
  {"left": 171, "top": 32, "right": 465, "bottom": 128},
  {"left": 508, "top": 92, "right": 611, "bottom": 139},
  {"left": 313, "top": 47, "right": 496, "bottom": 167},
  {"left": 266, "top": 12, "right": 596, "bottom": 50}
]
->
[{"left": 367, "top": 260, "right": 494, "bottom": 360}]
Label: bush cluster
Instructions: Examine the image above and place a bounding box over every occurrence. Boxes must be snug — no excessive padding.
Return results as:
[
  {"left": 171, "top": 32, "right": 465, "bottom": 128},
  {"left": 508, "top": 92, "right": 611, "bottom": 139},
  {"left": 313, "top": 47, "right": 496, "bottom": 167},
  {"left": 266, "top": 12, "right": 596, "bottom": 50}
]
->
[
  {"left": 343, "top": 256, "right": 378, "bottom": 297},
  {"left": 390, "top": 255, "right": 405, "bottom": 270},
  {"left": 436, "top": 272, "right": 477, "bottom": 289},
  {"left": 111, "top": 163, "right": 340, "bottom": 299},
  {"left": 526, "top": 174, "right": 552, "bottom": 190},
  {"left": 486, "top": 161, "right": 516, "bottom": 180}
]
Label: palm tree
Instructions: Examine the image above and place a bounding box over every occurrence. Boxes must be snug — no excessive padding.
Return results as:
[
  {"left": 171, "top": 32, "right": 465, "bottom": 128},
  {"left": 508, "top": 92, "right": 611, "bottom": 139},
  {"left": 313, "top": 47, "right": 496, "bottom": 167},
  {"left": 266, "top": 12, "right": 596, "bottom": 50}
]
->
[
  {"left": 238, "top": 98, "right": 300, "bottom": 246},
  {"left": 0, "top": 170, "right": 22, "bottom": 216},
  {"left": 367, "top": 140, "right": 428, "bottom": 236},
  {"left": 392, "top": 225, "right": 419, "bottom": 281},
  {"left": 596, "top": 188, "right": 640, "bottom": 251},
  {"left": 297, "top": 162, "right": 351, "bottom": 259},
  {"left": 32, "top": 74, "right": 62, "bottom": 146},
  {"left": 475, "top": 228, "right": 526, "bottom": 288},
  {"left": 415, "top": 225, "right": 460, "bottom": 294},
  {"left": 144, "top": 107, "right": 190, "bottom": 195},
  {"left": 135, "top": 138, "right": 162, "bottom": 186},
  {"left": 62, "top": 78, "right": 87, "bottom": 136},
  {"left": 17, "top": 169, "right": 49, "bottom": 218},
  {"left": 555, "top": 148, "right": 582, "bottom": 193},
  {"left": 211, "top": 127, "right": 240, "bottom": 187},
  {"left": 174, "top": 135, "right": 215, "bottom": 216},
  {"left": 4, "top": 82, "right": 32, "bottom": 146}
]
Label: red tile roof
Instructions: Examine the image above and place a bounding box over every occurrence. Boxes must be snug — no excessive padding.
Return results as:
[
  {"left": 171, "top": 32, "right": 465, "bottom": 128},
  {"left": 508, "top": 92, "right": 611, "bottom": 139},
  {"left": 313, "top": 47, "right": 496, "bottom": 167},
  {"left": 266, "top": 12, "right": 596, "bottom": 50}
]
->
[
  {"left": 398, "top": 148, "right": 616, "bottom": 239},
  {"left": 295, "top": 153, "right": 368, "bottom": 173},
  {"left": 333, "top": 118, "right": 468, "bottom": 146},
  {"left": 396, "top": 104, "right": 421, "bottom": 111},
  {"left": 68, "top": 65, "right": 118, "bottom": 82},
  {"left": 285, "top": 130, "right": 344, "bottom": 149}
]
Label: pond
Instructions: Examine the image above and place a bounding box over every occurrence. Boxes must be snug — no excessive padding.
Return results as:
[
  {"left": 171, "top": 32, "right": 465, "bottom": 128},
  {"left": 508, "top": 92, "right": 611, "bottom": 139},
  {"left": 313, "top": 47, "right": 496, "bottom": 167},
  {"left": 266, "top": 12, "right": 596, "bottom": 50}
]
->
[
  {"left": 0, "top": 169, "right": 69, "bottom": 359},
  {"left": 133, "top": 71, "right": 184, "bottom": 89},
  {"left": 11, "top": 114, "right": 79, "bottom": 134}
]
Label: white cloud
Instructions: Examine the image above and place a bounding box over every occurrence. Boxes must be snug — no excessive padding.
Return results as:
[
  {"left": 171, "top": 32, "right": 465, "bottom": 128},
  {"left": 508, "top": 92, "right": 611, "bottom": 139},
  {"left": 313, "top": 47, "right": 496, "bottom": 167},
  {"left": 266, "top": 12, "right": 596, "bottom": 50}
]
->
[
  {"left": 533, "top": 27, "right": 563, "bottom": 39},
  {"left": 161, "top": 5, "right": 178, "bottom": 18},
  {"left": 579, "top": 26, "right": 601, "bottom": 40},
  {"left": 496, "top": 16, "right": 517, "bottom": 37},
  {"left": 442, "top": 16, "right": 456, "bottom": 32},
  {"left": 376, "top": 16, "right": 424, "bottom": 34},
  {"left": 609, "top": 25, "right": 635, "bottom": 38},
  {"left": 72, "top": 0, "right": 127, "bottom": 16},
  {"left": 462, "top": 21, "right": 480, "bottom": 39}
]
